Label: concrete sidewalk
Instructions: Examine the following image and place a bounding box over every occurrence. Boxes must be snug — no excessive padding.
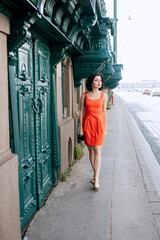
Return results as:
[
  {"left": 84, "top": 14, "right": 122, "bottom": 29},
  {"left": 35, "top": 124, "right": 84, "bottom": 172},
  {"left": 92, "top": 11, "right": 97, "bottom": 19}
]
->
[{"left": 24, "top": 95, "right": 160, "bottom": 240}]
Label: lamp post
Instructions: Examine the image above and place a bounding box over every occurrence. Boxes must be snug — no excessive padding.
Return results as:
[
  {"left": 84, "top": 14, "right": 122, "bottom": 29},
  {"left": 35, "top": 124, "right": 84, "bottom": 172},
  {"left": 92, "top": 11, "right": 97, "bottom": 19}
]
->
[{"left": 114, "top": 0, "right": 117, "bottom": 63}]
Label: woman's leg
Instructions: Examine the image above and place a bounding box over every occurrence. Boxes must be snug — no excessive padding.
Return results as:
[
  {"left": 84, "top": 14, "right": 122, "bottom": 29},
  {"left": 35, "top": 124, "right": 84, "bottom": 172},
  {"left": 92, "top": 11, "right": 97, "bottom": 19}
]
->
[
  {"left": 87, "top": 145, "right": 95, "bottom": 176},
  {"left": 94, "top": 146, "right": 102, "bottom": 188}
]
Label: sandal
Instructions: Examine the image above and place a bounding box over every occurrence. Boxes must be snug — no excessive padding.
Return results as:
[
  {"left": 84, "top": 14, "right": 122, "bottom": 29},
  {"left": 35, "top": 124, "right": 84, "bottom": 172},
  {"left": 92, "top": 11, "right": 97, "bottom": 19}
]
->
[
  {"left": 90, "top": 177, "right": 95, "bottom": 184},
  {"left": 94, "top": 178, "right": 100, "bottom": 190}
]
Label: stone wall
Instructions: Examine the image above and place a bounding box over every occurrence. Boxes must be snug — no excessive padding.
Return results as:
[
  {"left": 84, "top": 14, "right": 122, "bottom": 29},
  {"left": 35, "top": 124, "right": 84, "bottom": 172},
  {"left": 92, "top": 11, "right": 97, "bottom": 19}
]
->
[{"left": 0, "top": 13, "right": 21, "bottom": 240}]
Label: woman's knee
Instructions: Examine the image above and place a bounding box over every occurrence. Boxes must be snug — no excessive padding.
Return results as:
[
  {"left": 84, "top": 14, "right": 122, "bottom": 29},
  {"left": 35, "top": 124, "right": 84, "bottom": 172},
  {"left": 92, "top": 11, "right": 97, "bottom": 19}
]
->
[
  {"left": 88, "top": 146, "right": 94, "bottom": 156},
  {"left": 94, "top": 147, "right": 102, "bottom": 157},
  {"left": 89, "top": 149, "right": 94, "bottom": 156}
]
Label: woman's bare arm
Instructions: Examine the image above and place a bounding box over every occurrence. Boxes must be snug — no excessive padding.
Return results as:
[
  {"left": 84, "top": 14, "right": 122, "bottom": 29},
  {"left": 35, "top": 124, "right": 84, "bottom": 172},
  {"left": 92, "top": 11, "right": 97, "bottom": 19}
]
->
[
  {"left": 79, "top": 93, "right": 85, "bottom": 136},
  {"left": 102, "top": 93, "right": 108, "bottom": 134}
]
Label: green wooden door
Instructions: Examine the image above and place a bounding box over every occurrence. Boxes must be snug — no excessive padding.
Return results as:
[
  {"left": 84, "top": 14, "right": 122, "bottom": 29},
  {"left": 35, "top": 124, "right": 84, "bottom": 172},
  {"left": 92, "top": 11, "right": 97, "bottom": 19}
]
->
[
  {"left": 9, "top": 37, "right": 53, "bottom": 230},
  {"left": 34, "top": 39, "right": 52, "bottom": 208}
]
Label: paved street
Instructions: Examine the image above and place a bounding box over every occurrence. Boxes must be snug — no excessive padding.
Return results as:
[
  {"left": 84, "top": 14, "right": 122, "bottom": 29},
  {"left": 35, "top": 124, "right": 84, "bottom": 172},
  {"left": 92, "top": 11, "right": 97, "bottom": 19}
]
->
[{"left": 24, "top": 95, "right": 160, "bottom": 240}]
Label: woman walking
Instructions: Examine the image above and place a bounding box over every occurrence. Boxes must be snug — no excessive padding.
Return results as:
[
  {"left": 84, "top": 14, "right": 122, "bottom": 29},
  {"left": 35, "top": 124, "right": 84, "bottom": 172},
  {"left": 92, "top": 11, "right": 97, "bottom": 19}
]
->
[{"left": 79, "top": 72, "right": 107, "bottom": 190}]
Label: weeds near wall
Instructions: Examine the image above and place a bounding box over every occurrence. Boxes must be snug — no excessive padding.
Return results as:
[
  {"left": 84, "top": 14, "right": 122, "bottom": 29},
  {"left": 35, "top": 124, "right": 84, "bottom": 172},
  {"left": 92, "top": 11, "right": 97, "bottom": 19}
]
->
[
  {"left": 62, "top": 143, "right": 85, "bottom": 182},
  {"left": 62, "top": 165, "right": 72, "bottom": 182},
  {"left": 74, "top": 143, "right": 84, "bottom": 160}
]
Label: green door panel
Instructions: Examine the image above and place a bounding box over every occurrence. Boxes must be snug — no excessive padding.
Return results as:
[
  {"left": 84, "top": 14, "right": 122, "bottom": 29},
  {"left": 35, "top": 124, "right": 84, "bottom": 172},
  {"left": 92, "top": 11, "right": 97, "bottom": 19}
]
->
[
  {"left": 9, "top": 40, "right": 37, "bottom": 230},
  {"left": 34, "top": 39, "right": 52, "bottom": 207},
  {"left": 9, "top": 36, "right": 58, "bottom": 231}
]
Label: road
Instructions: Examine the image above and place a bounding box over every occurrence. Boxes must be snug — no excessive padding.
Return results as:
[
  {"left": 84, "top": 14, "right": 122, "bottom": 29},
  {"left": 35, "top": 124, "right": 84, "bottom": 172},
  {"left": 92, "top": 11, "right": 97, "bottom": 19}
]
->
[{"left": 116, "top": 91, "right": 160, "bottom": 163}]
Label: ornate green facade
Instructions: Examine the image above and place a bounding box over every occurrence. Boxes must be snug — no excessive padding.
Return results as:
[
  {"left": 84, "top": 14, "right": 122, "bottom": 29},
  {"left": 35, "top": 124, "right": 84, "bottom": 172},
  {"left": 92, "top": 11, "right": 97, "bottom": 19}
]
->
[{"left": 0, "top": 0, "right": 122, "bottom": 87}]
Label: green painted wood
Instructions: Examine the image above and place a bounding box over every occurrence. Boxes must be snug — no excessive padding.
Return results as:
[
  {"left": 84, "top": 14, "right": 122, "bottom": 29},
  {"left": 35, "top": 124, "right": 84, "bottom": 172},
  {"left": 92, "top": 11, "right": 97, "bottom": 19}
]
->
[
  {"left": 9, "top": 40, "right": 37, "bottom": 231},
  {"left": 61, "top": 63, "right": 65, "bottom": 118},
  {"left": 34, "top": 38, "right": 52, "bottom": 208},
  {"left": 30, "top": 0, "right": 38, "bottom": 5},
  {"left": 50, "top": 67, "right": 61, "bottom": 170},
  {"left": 108, "top": 64, "right": 123, "bottom": 81},
  {"left": 8, "top": 36, "right": 60, "bottom": 230}
]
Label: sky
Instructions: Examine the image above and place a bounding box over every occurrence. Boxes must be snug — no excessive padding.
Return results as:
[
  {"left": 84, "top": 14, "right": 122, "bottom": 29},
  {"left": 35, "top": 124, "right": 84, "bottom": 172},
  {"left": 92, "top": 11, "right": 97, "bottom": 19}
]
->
[{"left": 105, "top": 0, "right": 160, "bottom": 83}]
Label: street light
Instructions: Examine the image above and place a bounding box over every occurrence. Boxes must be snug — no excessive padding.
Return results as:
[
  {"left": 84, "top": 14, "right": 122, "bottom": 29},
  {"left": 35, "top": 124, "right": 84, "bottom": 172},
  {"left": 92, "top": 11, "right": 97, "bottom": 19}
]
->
[
  {"left": 128, "top": 9, "right": 131, "bottom": 20},
  {"left": 114, "top": 0, "right": 117, "bottom": 63}
]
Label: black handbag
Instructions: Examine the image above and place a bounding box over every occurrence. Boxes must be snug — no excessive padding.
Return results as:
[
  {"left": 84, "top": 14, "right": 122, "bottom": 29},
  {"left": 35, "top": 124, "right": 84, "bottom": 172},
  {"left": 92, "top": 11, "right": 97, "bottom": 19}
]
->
[{"left": 78, "top": 134, "right": 85, "bottom": 141}]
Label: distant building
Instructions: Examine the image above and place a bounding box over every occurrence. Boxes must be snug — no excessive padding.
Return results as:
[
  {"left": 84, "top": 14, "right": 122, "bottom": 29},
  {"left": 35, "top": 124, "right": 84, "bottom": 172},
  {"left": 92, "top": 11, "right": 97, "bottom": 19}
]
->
[{"left": 119, "top": 80, "right": 160, "bottom": 90}]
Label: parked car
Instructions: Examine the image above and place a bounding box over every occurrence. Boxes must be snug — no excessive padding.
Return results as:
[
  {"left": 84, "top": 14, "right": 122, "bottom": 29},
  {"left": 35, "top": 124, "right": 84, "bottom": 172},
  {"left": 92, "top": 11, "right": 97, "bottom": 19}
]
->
[
  {"left": 142, "top": 89, "right": 150, "bottom": 95},
  {"left": 150, "top": 89, "right": 160, "bottom": 97}
]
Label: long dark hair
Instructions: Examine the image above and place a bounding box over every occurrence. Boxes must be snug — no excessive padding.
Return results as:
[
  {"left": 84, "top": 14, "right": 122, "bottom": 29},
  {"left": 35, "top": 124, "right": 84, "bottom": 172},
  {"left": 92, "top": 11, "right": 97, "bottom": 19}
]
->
[{"left": 86, "top": 72, "right": 105, "bottom": 91}]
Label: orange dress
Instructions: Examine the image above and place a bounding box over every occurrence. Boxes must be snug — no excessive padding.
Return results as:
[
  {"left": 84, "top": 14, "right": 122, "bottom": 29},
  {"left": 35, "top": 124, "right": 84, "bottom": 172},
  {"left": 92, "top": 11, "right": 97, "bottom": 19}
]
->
[{"left": 83, "top": 91, "right": 106, "bottom": 146}]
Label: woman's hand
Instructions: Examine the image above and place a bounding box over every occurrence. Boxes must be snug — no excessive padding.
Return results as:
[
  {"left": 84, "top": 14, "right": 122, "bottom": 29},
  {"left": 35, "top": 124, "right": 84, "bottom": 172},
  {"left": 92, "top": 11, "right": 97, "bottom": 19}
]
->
[{"left": 79, "top": 128, "right": 84, "bottom": 137}]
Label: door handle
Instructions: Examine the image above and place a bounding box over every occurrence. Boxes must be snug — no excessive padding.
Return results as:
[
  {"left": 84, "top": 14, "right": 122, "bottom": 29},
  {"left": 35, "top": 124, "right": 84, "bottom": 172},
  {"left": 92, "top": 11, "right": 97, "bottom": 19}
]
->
[
  {"left": 32, "top": 98, "right": 43, "bottom": 114},
  {"left": 42, "top": 149, "right": 46, "bottom": 153},
  {"left": 38, "top": 98, "right": 43, "bottom": 114}
]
